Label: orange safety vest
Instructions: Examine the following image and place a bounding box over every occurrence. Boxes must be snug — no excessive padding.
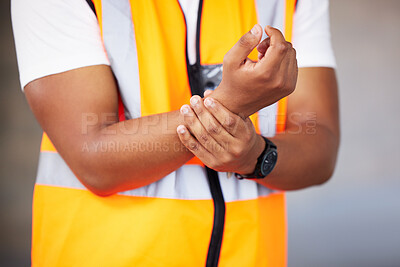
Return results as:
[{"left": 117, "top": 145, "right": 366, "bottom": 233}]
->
[{"left": 32, "top": 0, "right": 296, "bottom": 266}]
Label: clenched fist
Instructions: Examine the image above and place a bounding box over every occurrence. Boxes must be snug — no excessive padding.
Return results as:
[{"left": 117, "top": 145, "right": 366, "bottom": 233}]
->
[{"left": 212, "top": 24, "right": 298, "bottom": 118}]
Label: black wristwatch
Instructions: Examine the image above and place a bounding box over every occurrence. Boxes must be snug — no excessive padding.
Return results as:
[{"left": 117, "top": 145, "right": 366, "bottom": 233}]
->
[{"left": 235, "top": 136, "right": 278, "bottom": 179}]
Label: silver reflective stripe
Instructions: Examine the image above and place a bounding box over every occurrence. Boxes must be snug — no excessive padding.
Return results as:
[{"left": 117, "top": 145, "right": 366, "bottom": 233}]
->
[
  {"left": 272, "top": 0, "right": 285, "bottom": 33},
  {"left": 102, "top": 0, "right": 141, "bottom": 119},
  {"left": 256, "top": 0, "right": 279, "bottom": 31},
  {"left": 219, "top": 172, "right": 274, "bottom": 202},
  {"left": 258, "top": 104, "right": 278, "bottom": 138},
  {"left": 118, "top": 165, "right": 212, "bottom": 200},
  {"left": 36, "top": 152, "right": 272, "bottom": 202},
  {"left": 36, "top": 152, "right": 86, "bottom": 190},
  {"left": 256, "top": 0, "right": 285, "bottom": 37}
]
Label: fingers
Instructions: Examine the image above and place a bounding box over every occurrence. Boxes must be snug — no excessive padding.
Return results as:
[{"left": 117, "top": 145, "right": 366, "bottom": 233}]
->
[
  {"left": 257, "top": 26, "right": 294, "bottom": 70},
  {"left": 203, "top": 97, "right": 250, "bottom": 138},
  {"left": 257, "top": 37, "right": 270, "bottom": 60},
  {"left": 286, "top": 47, "right": 298, "bottom": 91},
  {"left": 189, "top": 95, "right": 233, "bottom": 148},
  {"left": 179, "top": 104, "right": 224, "bottom": 154},
  {"left": 264, "top": 25, "right": 287, "bottom": 47},
  {"left": 176, "top": 124, "right": 216, "bottom": 163},
  {"left": 223, "top": 24, "right": 262, "bottom": 68}
]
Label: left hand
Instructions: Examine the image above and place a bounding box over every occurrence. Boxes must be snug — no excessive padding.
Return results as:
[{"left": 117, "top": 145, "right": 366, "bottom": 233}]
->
[{"left": 177, "top": 95, "right": 265, "bottom": 174}]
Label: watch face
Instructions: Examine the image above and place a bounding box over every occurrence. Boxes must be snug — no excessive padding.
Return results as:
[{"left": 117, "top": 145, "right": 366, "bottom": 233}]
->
[{"left": 261, "top": 150, "right": 278, "bottom": 176}]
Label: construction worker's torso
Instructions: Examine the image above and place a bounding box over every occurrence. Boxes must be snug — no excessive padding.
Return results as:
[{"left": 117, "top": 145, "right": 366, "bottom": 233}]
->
[{"left": 33, "top": 0, "right": 296, "bottom": 266}]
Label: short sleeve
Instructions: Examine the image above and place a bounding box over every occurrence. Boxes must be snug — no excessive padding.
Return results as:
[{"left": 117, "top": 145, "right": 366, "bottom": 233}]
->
[
  {"left": 292, "top": 0, "right": 336, "bottom": 68},
  {"left": 11, "top": 0, "right": 110, "bottom": 90}
]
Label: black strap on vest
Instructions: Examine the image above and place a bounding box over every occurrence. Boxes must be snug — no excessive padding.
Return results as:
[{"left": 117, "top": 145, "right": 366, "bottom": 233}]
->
[
  {"left": 184, "top": 1, "right": 226, "bottom": 267},
  {"left": 86, "top": 0, "right": 97, "bottom": 16}
]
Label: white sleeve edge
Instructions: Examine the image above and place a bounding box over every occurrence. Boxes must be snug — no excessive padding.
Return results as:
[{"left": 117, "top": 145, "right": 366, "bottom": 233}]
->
[{"left": 21, "top": 54, "right": 110, "bottom": 91}]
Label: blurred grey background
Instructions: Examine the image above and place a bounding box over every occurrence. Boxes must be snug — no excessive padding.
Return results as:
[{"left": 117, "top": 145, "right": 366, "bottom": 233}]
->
[{"left": 1, "top": 0, "right": 399, "bottom": 266}]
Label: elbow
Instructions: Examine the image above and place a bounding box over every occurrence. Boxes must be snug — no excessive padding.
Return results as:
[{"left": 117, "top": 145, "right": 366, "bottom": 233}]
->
[
  {"left": 72, "top": 155, "right": 120, "bottom": 197},
  {"left": 85, "top": 182, "right": 117, "bottom": 197},
  {"left": 314, "top": 163, "right": 335, "bottom": 186},
  {"left": 314, "top": 138, "right": 340, "bottom": 186},
  {"left": 78, "top": 169, "right": 119, "bottom": 197}
]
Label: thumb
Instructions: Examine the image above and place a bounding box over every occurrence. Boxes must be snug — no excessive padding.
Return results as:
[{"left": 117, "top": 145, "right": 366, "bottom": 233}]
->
[
  {"left": 264, "top": 25, "right": 286, "bottom": 47},
  {"left": 224, "top": 24, "right": 262, "bottom": 67}
]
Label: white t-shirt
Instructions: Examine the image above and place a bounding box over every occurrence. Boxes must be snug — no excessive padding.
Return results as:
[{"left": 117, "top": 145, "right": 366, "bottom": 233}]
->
[{"left": 12, "top": 0, "right": 336, "bottom": 90}]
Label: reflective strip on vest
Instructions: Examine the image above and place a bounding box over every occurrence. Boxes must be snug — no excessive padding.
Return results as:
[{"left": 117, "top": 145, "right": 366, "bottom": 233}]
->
[{"left": 32, "top": 1, "right": 295, "bottom": 266}]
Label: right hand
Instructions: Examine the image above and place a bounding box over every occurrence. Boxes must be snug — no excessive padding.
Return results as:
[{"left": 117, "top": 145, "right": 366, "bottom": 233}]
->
[{"left": 211, "top": 24, "right": 298, "bottom": 118}]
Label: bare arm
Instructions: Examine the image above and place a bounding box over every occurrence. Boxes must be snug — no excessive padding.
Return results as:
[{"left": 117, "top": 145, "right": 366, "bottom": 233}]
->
[
  {"left": 25, "top": 25, "right": 309, "bottom": 196},
  {"left": 258, "top": 67, "right": 340, "bottom": 190},
  {"left": 177, "top": 26, "right": 339, "bottom": 190},
  {"left": 25, "top": 65, "right": 193, "bottom": 196},
  {"left": 177, "top": 68, "right": 339, "bottom": 190}
]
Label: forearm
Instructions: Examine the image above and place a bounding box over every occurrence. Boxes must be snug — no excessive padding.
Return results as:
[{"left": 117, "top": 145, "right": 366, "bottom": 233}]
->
[
  {"left": 210, "top": 68, "right": 339, "bottom": 190},
  {"left": 256, "top": 123, "right": 339, "bottom": 190},
  {"left": 25, "top": 66, "right": 195, "bottom": 196},
  {"left": 66, "top": 110, "right": 193, "bottom": 195}
]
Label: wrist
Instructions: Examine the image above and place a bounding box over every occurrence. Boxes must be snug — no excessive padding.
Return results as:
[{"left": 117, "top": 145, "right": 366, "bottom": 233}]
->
[
  {"left": 235, "top": 136, "right": 278, "bottom": 179},
  {"left": 209, "top": 87, "right": 249, "bottom": 118},
  {"left": 237, "top": 135, "right": 266, "bottom": 175}
]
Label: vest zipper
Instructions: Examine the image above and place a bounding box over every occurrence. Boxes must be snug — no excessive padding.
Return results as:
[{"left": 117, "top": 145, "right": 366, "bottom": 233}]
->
[
  {"left": 86, "top": 0, "right": 96, "bottom": 16},
  {"left": 179, "top": 1, "right": 226, "bottom": 266},
  {"left": 204, "top": 167, "right": 226, "bottom": 267}
]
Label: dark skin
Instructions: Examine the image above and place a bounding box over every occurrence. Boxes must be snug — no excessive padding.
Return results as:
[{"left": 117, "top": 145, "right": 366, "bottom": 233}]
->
[
  {"left": 24, "top": 25, "right": 339, "bottom": 196},
  {"left": 179, "top": 67, "right": 339, "bottom": 190},
  {"left": 263, "top": 67, "right": 339, "bottom": 190},
  {"left": 26, "top": 65, "right": 195, "bottom": 196}
]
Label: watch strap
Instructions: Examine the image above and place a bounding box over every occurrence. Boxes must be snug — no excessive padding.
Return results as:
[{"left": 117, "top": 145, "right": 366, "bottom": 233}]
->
[{"left": 235, "top": 136, "right": 277, "bottom": 179}]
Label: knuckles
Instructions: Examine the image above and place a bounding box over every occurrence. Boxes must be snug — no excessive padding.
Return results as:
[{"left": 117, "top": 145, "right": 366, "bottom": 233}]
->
[
  {"left": 207, "top": 124, "right": 221, "bottom": 135},
  {"left": 199, "top": 133, "right": 209, "bottom": 143},
  {"left": 261, "top": 69, "right": 273, "bottom": 81},
  {"left": 276, "top": 42, "right": 289, "bottom": 54},
  {"left": 274, "top": 41, "right": 294, "bottom": 55},
  {"left": 231, "top": 141, "right": 250, "bottom": 158},
  {"left": 223, "top": 116, "right": 237, "bottom": 129},
  {"left": 220, "top": 154, "right": 234, "bottom": 167},
  {"left": 229, "top": 146, "right": 242, "bottom": 158},
  {"left": 188, "top": 142, "right": 200, "bottom": 151},
  {"left": 238, "top": 34, "right": 256, "bottom": 49},
  {"left": 223, "top": 54, "right": 234, "bottom": 67}
]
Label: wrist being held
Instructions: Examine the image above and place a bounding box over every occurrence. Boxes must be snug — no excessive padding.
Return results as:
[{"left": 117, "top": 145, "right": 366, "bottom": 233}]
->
[
  {"left": 210, "top": 24, "right": 298, "bottom": 117},
  {"left": 176, "top": 95, "right": 264, "bottom": 174},
  {"left": 206, "top": 87, "right": 249, "bottom": 118},
  {"left": 235, "top": 134, "right": 266, "bottom": 175}
]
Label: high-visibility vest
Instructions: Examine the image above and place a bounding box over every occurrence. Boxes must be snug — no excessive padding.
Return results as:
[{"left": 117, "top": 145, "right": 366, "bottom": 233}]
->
[{"left": 32, "top": 0, "right": 296, "bottom": 266}]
